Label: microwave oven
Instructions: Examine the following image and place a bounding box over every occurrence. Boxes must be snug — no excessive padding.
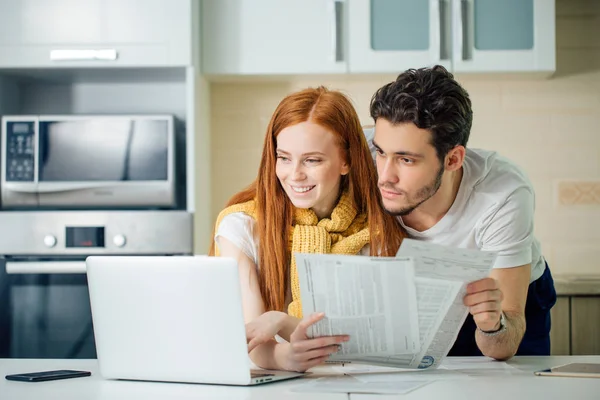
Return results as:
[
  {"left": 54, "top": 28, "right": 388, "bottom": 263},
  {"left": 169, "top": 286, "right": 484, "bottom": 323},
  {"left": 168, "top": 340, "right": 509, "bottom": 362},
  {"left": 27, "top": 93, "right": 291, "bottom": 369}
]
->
[{"left": 1, "top": 115, "right": 177, "bottom": 209}]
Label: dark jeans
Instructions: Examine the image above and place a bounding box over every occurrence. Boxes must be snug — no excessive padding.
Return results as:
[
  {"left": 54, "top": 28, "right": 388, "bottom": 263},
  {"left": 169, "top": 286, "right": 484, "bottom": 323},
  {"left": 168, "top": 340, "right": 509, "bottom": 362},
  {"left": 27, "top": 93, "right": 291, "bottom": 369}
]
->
[{"left": 448, "top": 263, "right": 557, "bottom": 356}]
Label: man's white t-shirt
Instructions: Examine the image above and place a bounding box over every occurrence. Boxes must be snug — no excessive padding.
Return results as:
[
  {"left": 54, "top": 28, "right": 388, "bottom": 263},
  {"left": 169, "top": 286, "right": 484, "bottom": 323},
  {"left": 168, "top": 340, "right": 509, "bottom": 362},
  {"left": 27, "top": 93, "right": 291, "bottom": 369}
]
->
[{"left": 365, "top": 127, "right": 546, "bottom": 282}]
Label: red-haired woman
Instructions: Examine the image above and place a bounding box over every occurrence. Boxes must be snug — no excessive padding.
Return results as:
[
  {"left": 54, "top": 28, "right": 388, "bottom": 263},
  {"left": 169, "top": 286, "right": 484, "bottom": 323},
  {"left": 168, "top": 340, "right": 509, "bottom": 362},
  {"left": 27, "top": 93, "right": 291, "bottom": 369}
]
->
[{"left": 210, "top": 87, "right": 405, "bottom": 372}]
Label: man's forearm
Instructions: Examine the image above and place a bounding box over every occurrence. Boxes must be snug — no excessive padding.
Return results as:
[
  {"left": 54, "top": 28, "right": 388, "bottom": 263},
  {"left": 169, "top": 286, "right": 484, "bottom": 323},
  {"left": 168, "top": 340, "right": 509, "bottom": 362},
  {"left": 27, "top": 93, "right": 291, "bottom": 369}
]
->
[{"left": 475, "top": 311, "right": 525, "bottom": 360}]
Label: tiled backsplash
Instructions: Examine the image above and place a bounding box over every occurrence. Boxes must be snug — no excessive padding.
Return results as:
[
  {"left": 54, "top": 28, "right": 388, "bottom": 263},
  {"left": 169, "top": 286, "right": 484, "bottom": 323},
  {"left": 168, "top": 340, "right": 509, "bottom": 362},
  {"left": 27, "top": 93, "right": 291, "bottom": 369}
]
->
[
  {"left": 557, "top": 181, "right": 600, "bottom": 206},
  {"left": 203, "top": 0, "right": 600, "bottom": 276}
]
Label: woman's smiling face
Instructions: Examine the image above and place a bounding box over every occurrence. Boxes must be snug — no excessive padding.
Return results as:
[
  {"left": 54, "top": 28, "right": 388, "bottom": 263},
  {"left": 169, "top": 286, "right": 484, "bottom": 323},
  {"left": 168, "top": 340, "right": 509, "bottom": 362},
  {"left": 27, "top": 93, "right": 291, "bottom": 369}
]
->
[{"left": 275, "top": 121, "right": 349, "bottom": 219}]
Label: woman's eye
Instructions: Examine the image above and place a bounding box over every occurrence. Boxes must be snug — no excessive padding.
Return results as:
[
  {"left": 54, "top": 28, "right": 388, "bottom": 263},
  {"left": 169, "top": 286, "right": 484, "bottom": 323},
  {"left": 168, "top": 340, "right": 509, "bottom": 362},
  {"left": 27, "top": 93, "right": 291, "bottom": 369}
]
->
[{"left": 305, "top": 159, "right": 321, "bottom": 164}]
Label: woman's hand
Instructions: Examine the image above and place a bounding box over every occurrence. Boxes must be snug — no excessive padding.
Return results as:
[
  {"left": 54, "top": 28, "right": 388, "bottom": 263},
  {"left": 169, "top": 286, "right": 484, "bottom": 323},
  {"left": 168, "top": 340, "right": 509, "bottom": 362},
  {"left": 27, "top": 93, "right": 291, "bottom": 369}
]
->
[
  {"left": 281, "top": 312, "right": 350, "bottom": 372},
  {"left": 246, "top": 311, "right": 288, "bottom": 352}
]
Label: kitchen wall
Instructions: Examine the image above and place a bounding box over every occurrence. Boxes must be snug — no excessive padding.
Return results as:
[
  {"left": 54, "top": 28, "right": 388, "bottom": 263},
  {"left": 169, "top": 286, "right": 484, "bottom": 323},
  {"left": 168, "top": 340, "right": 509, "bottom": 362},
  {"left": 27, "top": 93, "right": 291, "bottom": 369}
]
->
[{"left": 202, "top": 0, "right": 600, "bottom": 277}]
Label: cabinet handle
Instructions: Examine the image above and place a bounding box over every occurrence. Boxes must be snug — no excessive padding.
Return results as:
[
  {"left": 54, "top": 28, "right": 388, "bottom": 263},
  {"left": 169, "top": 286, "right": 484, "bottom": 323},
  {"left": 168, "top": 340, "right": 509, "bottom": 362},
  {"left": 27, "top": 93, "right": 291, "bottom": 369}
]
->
[
  {"left": 50, "top": 49, "right": 118, "bottom": 61},
  {"left": 460, "top": 0, "right": 472, "bottom": 60},
  {"left": 436, "top": 0, "right": 450, "bottom": 61},
  {"left": 332, "top": 0, "right": 344, "bottom": 62}
]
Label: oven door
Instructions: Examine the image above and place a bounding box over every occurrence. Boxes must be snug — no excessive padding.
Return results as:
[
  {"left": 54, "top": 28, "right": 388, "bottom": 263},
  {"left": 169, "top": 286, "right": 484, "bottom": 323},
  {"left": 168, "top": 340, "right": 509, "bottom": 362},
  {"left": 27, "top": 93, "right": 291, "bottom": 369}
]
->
[{"left": 0, "top": 258, "right": 96, "bottom": 359}]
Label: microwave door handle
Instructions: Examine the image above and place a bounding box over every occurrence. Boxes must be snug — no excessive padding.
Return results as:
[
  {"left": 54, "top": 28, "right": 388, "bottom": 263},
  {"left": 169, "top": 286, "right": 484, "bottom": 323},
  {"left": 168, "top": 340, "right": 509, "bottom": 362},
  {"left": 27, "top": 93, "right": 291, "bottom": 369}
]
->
[{"left": 6, "top": 261, "right": 87, "bottom": 274}]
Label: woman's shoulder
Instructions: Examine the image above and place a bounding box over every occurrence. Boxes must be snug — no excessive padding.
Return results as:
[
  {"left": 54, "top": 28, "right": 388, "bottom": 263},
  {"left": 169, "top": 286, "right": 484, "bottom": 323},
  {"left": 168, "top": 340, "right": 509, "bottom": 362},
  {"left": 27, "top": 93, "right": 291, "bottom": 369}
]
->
[
  {"left": 217, "top": 212, "right": 257, "bottom": 237},
  {"left": 216, "top": 199, "right": 257, "bottom": 223},
  {"left": 215, "top": 212, "right": 259, "bottom": 265}
]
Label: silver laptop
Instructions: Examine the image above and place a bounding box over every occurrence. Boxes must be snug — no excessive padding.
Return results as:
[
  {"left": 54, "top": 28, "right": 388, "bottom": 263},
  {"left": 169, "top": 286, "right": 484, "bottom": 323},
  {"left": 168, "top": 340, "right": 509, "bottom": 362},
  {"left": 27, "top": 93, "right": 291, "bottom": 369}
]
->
[{"left": 86, "top": 255, "right": 304, "bottom": 385}]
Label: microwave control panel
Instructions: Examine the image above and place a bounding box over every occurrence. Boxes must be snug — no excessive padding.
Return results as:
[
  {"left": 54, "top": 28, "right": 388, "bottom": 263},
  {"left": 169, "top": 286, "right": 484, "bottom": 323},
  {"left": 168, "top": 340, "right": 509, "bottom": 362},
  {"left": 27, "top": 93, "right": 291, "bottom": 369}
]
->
[{"left": 5, "top": 121, "right": 35, "bottom": 182}]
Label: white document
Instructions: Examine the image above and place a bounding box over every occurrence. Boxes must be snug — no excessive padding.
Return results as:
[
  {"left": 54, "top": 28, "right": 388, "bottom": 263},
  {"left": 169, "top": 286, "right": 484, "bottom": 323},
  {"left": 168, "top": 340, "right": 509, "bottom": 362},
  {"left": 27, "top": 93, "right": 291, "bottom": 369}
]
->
[
  {"left": 355, "top": 276, "right": 463, "bottom": 369},
  {"left": 295, "top": 239, "right": 496, "bottom": 370},
  {"left": 291, "top": 376, "right": 431, "bottom": 395},
  {"left": 351, "top": 368, "right": 470, "bottom": 382},
  {"left": 441, "top": 358, "right": 523, "bottom": 376},
  {"left": 396, "top": 239, "right": 497, "bottom": 369},
  {"left": 296, "top": 254, "right": 421, "bottom": 358}
]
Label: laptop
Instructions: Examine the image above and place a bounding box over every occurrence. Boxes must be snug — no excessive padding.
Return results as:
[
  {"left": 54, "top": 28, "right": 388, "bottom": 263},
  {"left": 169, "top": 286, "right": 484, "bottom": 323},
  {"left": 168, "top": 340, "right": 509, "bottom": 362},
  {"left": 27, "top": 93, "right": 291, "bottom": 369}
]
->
[{"left": 86, "top": 255, "right": 305, "bottom": 385}]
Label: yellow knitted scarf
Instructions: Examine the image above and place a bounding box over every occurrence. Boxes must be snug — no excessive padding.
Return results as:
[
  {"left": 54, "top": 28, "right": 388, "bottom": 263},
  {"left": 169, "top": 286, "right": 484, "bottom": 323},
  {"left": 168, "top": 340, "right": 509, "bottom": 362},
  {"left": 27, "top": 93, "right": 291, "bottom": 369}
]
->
[{"left": 214, "top": 190, "right": 370, "bottom": 318}]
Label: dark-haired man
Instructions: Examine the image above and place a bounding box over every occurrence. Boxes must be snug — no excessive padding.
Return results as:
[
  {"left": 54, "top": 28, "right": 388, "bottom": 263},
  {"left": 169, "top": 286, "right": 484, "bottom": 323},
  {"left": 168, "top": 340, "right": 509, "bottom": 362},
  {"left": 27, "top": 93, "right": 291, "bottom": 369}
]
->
[{"left": 367, "top": 65, "right": 556, "bottom": 360}]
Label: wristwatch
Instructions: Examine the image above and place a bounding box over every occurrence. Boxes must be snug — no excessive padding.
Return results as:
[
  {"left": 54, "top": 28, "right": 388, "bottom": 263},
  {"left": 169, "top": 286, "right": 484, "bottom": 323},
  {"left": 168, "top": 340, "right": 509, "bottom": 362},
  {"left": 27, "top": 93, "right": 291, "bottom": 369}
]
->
[{"left": 478, "top": 311, "right": 507, "bottom": 336}]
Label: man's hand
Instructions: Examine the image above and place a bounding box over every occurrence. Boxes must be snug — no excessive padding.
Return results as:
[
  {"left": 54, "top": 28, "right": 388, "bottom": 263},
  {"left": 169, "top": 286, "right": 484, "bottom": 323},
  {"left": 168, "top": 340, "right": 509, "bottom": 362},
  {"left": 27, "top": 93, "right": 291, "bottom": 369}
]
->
[{"left": 464, "top": 277, "right": 504, "bottom": 332}]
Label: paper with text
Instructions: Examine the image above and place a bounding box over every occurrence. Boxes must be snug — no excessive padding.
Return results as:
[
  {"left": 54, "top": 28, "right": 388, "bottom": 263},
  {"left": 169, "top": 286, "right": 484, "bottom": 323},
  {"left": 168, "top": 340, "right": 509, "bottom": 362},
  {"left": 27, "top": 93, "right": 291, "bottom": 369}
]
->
[
  {"left": 295, "top": 239, "right": 496, "bottom": 369},
  {"left": 296, "top": 254, "right": 421, "bottom": 358},
  {"left": 291, "top": 376, "right": 431, "bottom": 395},
  {"left": 395, "top": 239, "right": 497, "bottom": 368}
]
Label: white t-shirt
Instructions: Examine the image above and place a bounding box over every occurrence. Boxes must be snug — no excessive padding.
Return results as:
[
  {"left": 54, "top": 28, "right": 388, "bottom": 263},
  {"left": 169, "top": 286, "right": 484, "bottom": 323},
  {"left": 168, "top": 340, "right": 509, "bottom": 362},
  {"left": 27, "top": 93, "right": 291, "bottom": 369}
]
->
[
  {"left": 215, "top": 213, "right": 260, "bottom": 264},
  {"left": 364, "top": 127, "right": 545, "bottom": 282},
  {"left": 215, "top": 213, "right": 370, "bottom": 267}
]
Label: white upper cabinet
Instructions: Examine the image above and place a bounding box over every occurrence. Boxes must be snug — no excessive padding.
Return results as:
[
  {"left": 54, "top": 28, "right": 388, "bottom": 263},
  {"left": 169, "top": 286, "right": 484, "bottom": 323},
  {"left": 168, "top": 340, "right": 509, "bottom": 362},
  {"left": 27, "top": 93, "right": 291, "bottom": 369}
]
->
[
  {"left": 348, "top": 0, "right": 452, "bottom": 73},
  {"left": 348, "top": 0, "right": 555, "bottom": 74},
  {"left": 451, "top": 0, "right": 555, "bottom": 73},
  {"left": 202, "top": 0, "right": 347, "bottom": 75},
  {"left": 0, "top": 0, "right": 192, "bottom": 68}
]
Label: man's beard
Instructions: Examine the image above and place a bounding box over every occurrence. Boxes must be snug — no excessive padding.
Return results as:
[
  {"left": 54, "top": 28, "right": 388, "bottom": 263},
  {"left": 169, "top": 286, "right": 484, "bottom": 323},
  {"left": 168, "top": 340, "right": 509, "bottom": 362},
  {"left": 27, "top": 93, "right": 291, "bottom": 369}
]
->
[{"left": 382, "top": 165, "right": 445, "bottom": 217}]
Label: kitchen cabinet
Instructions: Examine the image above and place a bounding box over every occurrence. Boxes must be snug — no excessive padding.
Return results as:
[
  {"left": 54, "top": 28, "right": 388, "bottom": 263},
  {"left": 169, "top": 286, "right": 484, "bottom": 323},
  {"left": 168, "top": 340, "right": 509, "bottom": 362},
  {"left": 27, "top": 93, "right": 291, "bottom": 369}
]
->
[
  {"left": 348, "top": 0, "right": 452, "bottom": 73},
  {"left": 451, "top": 0, "right": 555, "bottom": 73},
  {"left": 0, "top": 0, "right": 192, "bottom": 68},
  {"left": 550, "top": 295, "right": 600, "bottom": 355},
  {"left": 570, "top": 297, "right": 600, "bottom": 355},
  {"left": 350, "top": 0, "right": 555, "bottom": 74},
  {"left": 550, "top": 296, "right": 570, "bottom": 355},
  {"left": 202, "top": 0, "right": 347, "bottom": 75},
  {"left": 203, "top": 0, "right": 555, "bottom": 76}
]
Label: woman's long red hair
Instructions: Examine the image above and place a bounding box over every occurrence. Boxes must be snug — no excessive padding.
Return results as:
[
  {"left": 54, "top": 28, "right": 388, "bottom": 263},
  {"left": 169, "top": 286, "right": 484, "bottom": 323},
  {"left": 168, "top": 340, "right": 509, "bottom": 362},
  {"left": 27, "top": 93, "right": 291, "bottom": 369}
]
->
[{"left": 210, "top": 87, "right": 405, "bottom": 312}]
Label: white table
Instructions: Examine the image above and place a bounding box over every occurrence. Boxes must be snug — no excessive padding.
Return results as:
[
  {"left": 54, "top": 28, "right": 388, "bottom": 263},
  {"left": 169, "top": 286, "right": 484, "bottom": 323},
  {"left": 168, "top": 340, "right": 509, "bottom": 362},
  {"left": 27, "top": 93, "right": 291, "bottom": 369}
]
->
[{"left": 1, "top": 356, "right": 599, "bottom": 400}]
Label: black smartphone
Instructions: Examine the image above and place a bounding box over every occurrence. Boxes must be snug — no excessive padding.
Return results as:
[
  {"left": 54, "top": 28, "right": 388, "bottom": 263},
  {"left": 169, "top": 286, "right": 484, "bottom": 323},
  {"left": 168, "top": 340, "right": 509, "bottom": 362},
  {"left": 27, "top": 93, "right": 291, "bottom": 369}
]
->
[{"left": 5, "top": 370, "right": 91, "bottom": 382}]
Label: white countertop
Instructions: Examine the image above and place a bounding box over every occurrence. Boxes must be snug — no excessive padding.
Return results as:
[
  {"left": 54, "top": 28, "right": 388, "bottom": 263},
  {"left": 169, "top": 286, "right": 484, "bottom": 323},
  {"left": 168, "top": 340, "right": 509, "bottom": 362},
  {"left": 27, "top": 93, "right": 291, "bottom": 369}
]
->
[
  {"left": 553, "top": 274, "right": 600, "bottom": 295},
  {"left": 2, "top": 356, "right": 600, "bottom": 400}
]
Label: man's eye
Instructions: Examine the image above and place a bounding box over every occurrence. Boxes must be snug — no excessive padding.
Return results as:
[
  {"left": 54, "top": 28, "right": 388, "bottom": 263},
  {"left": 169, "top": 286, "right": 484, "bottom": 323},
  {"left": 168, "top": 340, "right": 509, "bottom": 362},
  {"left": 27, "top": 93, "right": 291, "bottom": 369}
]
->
[{"left": 401, "top": 158, "right": 414, "bottom": 164}]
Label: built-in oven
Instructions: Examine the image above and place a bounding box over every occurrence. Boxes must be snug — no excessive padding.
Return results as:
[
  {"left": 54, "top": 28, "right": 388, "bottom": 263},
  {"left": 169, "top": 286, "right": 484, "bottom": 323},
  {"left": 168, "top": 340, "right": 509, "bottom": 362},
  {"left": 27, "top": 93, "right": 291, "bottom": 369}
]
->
[
  {"left": 1, "top": 115, "right": 178, "bottom": 210},
  {"left": 0, "top": 211, "right": 192, "bottom": 358}
]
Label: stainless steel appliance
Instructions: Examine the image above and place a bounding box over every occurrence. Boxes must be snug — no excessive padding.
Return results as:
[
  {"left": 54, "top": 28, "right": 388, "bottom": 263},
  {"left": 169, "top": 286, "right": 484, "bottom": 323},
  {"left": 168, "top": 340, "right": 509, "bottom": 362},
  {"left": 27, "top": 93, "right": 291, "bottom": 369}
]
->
[
  {"left": 0, "top": 211, "right": 192, "bottom": 358},
  {"left": 1, "top": 115, "right": 177, "bottom": 209}
]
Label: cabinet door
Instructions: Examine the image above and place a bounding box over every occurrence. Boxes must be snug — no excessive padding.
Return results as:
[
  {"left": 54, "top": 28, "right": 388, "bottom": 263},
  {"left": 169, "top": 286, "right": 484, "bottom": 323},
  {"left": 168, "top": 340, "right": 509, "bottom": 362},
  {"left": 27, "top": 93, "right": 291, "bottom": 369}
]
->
[
  {"left": 550, "top": 296, "right": 571, "bottom": 355},
  {"left": 571, "top": 296, "right": 600, "bottom": 355},
  {"left": 0, "top": 0, "right": 191, "bottom": 67},
  {"left": 202, "top": 0, "right": 347, "bottom": 75},
  {"left": 451, "top": 0, "right": 555, "bottom": 73},
  {"left": 0, "top": 0, "right": 104, "bottom": 46},
  {"left": 348, "top": 0, "right": 452, "bottom": 73},
  {"left": 103, "top": 0, "right": 192, "bottom": 66}
]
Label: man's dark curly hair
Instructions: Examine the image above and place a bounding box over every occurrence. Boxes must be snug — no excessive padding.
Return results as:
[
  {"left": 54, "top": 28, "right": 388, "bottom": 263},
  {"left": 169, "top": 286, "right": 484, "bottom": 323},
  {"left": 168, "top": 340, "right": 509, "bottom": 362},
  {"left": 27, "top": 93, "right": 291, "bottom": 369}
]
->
[{"left": 370, "top": 65, "right": 473, "bottom": 162}]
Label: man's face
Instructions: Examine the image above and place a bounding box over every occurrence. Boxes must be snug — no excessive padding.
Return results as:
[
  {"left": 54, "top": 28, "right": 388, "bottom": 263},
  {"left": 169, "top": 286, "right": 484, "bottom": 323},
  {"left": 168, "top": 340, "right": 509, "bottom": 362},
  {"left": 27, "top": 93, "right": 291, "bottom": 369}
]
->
[{"left": 374, "top": 119, "right": 444, "bottom": 216}]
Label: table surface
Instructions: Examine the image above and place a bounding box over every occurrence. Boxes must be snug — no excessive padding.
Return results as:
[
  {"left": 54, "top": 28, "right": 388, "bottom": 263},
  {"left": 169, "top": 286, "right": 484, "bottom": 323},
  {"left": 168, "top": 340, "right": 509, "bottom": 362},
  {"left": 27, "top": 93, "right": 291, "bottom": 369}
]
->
[{"left": 2, "top": 356, "right": 599, "bottom": 400}]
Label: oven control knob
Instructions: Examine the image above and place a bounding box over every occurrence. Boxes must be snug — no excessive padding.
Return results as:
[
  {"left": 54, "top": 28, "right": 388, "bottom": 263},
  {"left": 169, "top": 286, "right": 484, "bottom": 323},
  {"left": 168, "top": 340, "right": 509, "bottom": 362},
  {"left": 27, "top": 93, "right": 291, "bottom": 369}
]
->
[
  {"left": 113, "top": 234, "right": 127, "bottom": 248},
  {"left": 43, "top": 235, "right": 57, "bottom": 248}
]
